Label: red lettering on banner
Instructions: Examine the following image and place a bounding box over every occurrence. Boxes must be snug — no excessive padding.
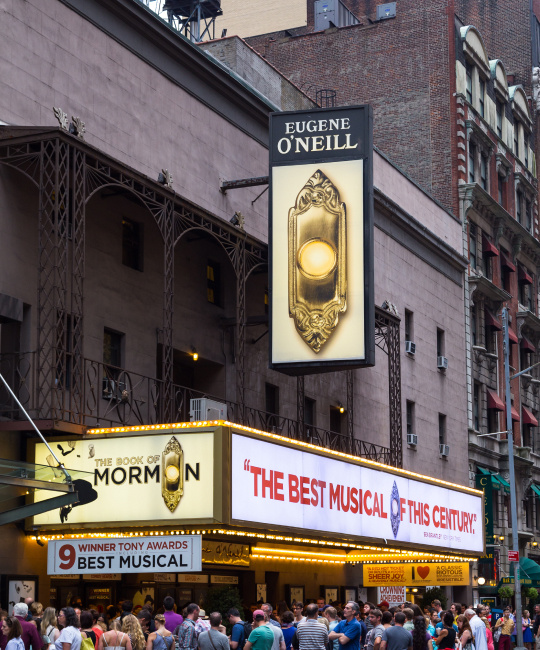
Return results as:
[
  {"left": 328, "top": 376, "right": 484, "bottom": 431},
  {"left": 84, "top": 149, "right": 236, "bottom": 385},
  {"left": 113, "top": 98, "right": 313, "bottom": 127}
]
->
[
  {"left": 289, "top": 474, "right": 300, "bottom": 503},
  {"left": 364, "top": 490, "right": 372, "bottom": 515},
  {"left": 341, "top": 486, "right": 350, "bottom": 512},
  {"left": 261, "top": 468, "right": 273, "bottom": 498},
  {"left": 330, "top": 483, "right": 340, "bottom": 509},
  {"left": 423, "top": 503, "right": 430, "bottom": 526},
  {"left": 250, "top": 466, "right": 262, "bottom": 496},
  {"left": 380, "top": 494, "right": 388, "bottom": 519},
  {"left": 310, "top": 478, "right": 319, "bottom": 506},
  {"left": 433, "top": 505, "right": 440, "bottom": 527},
  {"left": 373, "top": 492, "right": 381, "bottom": 517},
  {"left": 300, "top": 476, "right": 310, "bottom": 504},
  {"left": 318, "top": 480, "right": 326, "bottom": 507},
  {"left": 400, "top": 498, "right": 407, "bottom": 521},
  {"left": 275, "top": 471, "right": 284, "bottom": 501},
  {"left": 350, "top": 487, "right": 358, "bottom": 514}
]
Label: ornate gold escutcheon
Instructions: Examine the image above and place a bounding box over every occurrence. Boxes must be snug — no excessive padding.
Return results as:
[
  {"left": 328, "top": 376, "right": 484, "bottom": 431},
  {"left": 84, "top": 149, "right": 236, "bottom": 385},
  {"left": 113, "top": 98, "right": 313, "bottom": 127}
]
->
[
  {"left": 288, "top": 169, "right": 347, "bottom": 352},
  {"left": 161, "top": 436, "right": 184, "bottom": 512}
]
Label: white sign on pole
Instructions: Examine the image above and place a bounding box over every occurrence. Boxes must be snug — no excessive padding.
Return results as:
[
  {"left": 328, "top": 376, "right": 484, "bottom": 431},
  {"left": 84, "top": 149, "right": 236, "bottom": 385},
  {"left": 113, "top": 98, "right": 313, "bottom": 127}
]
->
[
  {"left": 47, "top": 536, "right": 202, "bottom": 575},
  {"left": 377, "top": 586, "right": 407, "bottom": 607},
  {"left": 231, "top": 434, "right": 484, "bottom": 554}
]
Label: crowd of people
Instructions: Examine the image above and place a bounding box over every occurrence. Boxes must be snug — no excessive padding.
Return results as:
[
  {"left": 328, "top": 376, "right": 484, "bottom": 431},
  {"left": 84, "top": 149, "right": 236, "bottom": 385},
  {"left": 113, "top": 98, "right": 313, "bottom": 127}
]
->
[{"left": 0, "top": 596, "right": 539, "bottom": 650}]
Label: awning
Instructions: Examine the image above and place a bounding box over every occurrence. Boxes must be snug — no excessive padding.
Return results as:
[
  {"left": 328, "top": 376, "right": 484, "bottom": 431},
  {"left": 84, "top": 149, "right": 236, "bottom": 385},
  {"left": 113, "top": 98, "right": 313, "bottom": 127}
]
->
[
  {"left": 531, "top": 485, "right": 540, "bottom": 499},
  {"left": 510, "top": 405, "right": 520, "bottom": 422},
  {"left": 523, "top": 406, "right": 539, "bottom": 427},
  {"left": 485, "top": 310, "right": 502, "bottom": 331},
  {"left": 495, "top": 474, "right": 511, "bottom": 492},
  {"left": 520, "top": 556, "right": 540, "bottom": 581},
  {"left": 487, "top": 388, "right": 505, "bottom": 411},
  {"left": 519, "top": 266, "right": 534, "bottom": 285},
  {"left": 501, "top": 251, "right": 516, "bottom": 272},
  {"left": 521, "top": 336, "right": 536, "bottom": 352},
  {"left": 477, "top": 467, "right": 503, "bottom": 490},
  {"left": 482, "top": 235, "right": 499, "bottom": 257},
  {"left": 508, "top": 327, "right": 519, "bottom": 344}
]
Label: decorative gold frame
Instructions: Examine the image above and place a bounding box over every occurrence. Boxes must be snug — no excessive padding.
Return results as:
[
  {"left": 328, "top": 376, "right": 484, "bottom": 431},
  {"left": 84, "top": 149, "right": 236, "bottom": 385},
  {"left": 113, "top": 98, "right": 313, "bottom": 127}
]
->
[
  {"left": 161, "top": 435, "right": 184, "bottom": 512},
  {"left": 288, "top": 169, "right": 347, "bottom": 352}
]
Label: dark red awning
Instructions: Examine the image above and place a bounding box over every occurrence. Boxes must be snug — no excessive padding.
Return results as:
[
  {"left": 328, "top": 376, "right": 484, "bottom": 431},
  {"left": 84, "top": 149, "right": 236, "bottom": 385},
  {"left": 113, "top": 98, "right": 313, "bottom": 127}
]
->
[
  {"left": 501, "top": 251, "right": 516, "bottom": 272},
  {"left": 508, "top": 327, "right": 519, "bottom": 344},
  {"left": 521, "top": 336, "right": 536, "bottom": 352},
  {"left": 523, "top": 406, "right": 539, "bottom": 427},
  {"left": 510, "top": 405, "right": 520, "bottom": 422},
  {"left": 487, "top": 388, "right": 505, "bottom": 411},
  {"left": 519, "top": 266, "right": 534, "bottom": 285},
  {"left": 485, "top": 310, "right": 502, "bottom": 331},
  {"left": 482, "top": 235, "right": 499, "bottom": 257}
]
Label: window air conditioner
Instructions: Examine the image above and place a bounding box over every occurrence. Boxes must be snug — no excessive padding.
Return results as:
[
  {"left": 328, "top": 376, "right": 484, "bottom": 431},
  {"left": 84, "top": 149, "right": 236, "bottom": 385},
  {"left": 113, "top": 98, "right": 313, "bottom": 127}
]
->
[
  {"left": 437, "top": 356, "right": 448, "bottom": 369},
  {"left": 102, "top": 378, "right": 126, "bottom": 401},
  {"left": 405, "top": 341, "right": 416, "bottom": 355},
  {"left": 439, "top": 444, "right": 450, "bottom": 457},
  {"left": 407, "top": 433, "right": 418, "bottom": 446},
  {"left": 189, "top": 398, "right": 227, "bottom": 421}
]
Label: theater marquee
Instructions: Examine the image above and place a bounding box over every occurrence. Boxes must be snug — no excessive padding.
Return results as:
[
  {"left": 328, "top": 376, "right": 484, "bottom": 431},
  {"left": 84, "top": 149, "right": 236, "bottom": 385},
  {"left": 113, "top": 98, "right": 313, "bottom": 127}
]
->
[{"left": 269, "top": 106, "right": 374, "bottom": 374}]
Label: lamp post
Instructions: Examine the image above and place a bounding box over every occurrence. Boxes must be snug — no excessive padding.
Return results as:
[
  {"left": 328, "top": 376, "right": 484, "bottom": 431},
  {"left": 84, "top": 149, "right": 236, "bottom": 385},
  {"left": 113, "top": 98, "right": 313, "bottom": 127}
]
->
[{"left": 502, "top": 307, "right": 523, "bottom": 649}]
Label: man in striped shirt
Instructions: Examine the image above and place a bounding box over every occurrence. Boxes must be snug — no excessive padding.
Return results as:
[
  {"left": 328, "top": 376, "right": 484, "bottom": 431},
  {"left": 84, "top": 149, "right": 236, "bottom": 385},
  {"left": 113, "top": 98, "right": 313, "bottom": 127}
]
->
[{"left": 295, "top": 604, "right": 329, "bottom": 650}]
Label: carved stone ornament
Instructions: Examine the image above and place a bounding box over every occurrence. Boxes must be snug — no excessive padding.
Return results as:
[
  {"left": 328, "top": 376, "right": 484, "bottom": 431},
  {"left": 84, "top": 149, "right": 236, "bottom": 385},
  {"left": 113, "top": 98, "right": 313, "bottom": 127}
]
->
[
  {"left": 288, "top": 169, "right": 346, "bottom": 353},
  {"left": 533, "top": 67, "right": 540, "bottom": 110},
  {"left": 158, "top": 168, "right": 173, "bottom": 188},
  {"left": 53, "top": 107, "right": 69, "bottom": 131},
  {"left": 70, "top": 116, "right": 86, "bottom": 140},
  {"left": 161, "top": 435, "right": 184, "bottom": 512}
]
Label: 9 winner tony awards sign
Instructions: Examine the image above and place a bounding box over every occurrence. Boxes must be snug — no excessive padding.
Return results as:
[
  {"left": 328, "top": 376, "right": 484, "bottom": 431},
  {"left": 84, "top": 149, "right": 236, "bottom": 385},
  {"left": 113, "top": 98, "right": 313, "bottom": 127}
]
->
[{"left": 269, "top": 106, "right": 374, "bottom": 374}]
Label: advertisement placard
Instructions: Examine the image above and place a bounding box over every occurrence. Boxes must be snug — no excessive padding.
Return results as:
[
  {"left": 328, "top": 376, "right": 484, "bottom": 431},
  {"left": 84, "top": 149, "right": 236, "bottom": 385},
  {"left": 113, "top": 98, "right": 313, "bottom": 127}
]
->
[
  {"left": 269, "top": 106, "right": 374, "bottom": 374},
  {"left": 377, "top": 586, "right": 406, "bottom": 607},
  {"left": 231, "top": 433, "right": 483, "bottom": 554},
  {"left": 48, "top": 535, "right": 202, "bottom": 575},
  {"left": 364, "top": 562, "right": 470, "bottom": 586},
  {"left": 33, "top": 430, "right": 214, "bottom": 526}
]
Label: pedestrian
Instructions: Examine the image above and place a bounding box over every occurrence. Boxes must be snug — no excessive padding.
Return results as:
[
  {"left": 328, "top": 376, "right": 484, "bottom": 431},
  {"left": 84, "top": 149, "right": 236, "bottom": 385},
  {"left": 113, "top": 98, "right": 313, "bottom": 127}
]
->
[
  {"left": 261, "top": 607, "right": 280, "bottom": 629},
  {"left": 292, "top": 606, "right": 305, "bottom": 628},
  {"left": 1, "top": 618, "right": 24, "bottom": 650},
  {"left": 136, "top": 613, "right": 151, "bottom": 642},
  {"left": 29, "top": 604, "right": 43, "bottom": 631},
  {"left": 175, "top": 604, "right": 200, "bottom": 650},
  {"left": 431, "top": 603, "right": 443, "bottom": 621},
  {"left": 41, "top": 608, "right": 60, "bottom": 647},
  {"left": 494, "top": 609, "right": 515, "bottom": 650},
  {"left": 198, "top": 613, "right": 229, "bottom": 650},
  {"left": 433, "top": 613, "right": 455, "bottom": 650},
  {"left": 119, "top": 605, "right": 134, "bottom": 626},
  {"left": 328, "top": 602, "right": 361, "bottom": 650},
  {"left": 323, "top": 608, "right": 339, "bottom": 650},
  {"left": 227, "top": 608, "right": 249, "bottom": 650},
  {"left": 380, "top": 612, "right": 412, "bottom": 650},
  {"left": 403, "top": 611, "right": 414, "bottom": 632},
  {"left": 296, "top": 604, "right": 329, "bottom": 650},
  {"left": 122, "top": 615, "right": 145, "bottom": 650},
  {"left": 98, "top": 619, "right": 131, "bottom": 650},
  {"left": 244, "top": 610, "right": 274, "bottom": 650},
  {"left": 81, "top": 611, "right": 98, "bottom": 648},
  {"left": 412, "top": 616, "right": 432, "bottom": 650},
  {"left": 280, "top": 613, "right": 296, "bottom": 650},
  {"left": 146, "top": 614, "right": 173, "bottom": 650},
  {"left": 264, "top": 612, "right": 284, "bottom": 650},
  {"left": 480, "top": 619, "right": 493, "bottom": 650},
  {"left": 163, "top": 599, "right": 183, "bottom": 634},
  {"left": 90, "top": 612, "right": 104, "bottom": 645},
  {"left": 455, "top": 616, "right": 473, "bottom": 650},
  {"left": 56, "top": 608, "right": 83, "bottom": 650},
  {"left": 523, "top": 610, "right": 533, "bottom": 650},
  {"left": 365, "top": 608, "right": 384, "bottom": 650},
  {"left": 12, "top": 604, "right": 43, "bottom": 650},
  {"left": 464, "top": 609, "right": 486, "bottom": 650}
]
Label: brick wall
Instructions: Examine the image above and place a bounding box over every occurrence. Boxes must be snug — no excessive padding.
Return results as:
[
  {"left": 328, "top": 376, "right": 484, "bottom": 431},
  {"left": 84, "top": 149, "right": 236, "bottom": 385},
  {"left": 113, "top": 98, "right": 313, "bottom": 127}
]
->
[{"left": 248, "top": 0, "right": 458, "bottom": 212}]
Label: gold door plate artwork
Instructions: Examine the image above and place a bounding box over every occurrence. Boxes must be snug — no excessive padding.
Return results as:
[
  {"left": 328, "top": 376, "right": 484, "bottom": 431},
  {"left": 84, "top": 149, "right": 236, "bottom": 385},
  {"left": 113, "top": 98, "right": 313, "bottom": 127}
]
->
[
  {"left": 288, "top": 169, "right": 347, "bottom": 352},
  {"left": 162, "top": 435, "right": 184, "bottom": 512}
]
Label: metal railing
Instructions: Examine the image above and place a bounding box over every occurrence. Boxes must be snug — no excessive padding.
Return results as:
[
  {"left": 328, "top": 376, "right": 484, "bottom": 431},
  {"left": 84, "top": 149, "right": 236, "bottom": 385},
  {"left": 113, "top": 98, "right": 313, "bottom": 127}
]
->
[{"left": 0, "top": 351, "right": 392, "bottom": 464}]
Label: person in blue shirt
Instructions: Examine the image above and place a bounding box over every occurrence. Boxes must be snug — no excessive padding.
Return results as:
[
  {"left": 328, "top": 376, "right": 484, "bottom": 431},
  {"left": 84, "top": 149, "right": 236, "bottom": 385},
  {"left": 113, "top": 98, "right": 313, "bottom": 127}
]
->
[{"left": 329, "top": 603, "right": 363, "bottom": 650}]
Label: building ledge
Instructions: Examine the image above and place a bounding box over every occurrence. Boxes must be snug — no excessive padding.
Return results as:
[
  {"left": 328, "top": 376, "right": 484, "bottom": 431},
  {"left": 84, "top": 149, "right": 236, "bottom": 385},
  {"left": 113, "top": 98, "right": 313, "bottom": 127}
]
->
[{"left": 469, "top": 274, "right": 511, "bottom": 305}]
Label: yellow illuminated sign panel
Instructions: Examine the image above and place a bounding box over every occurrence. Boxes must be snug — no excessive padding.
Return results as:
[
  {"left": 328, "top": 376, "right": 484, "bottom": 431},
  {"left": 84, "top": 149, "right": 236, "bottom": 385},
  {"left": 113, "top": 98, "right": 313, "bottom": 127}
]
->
[{"left": 363, "top": 562, "right": 470, "bottom": 586}]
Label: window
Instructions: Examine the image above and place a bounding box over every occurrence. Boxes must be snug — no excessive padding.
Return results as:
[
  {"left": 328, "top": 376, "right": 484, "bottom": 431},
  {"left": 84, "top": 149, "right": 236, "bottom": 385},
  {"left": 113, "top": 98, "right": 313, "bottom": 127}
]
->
[
  {"left": 514, "top": 124, "right": 519, "bottom": 158},
  {"left": 122, "top": 218, "right": 143, "bottom": 271},
  {"left": 103, "top": 328, "right": 123, "bottom": 369},
  {"left": 525, "top": 131, "right": 529, "bottom": 167},
  {"left": 304, "top": 397, "right": 316, "bottom": 427},
  {"left": 480, "top": 155, "right": 488, "bottom": 190},
  {"left": 500, "top": 248, "right": 512, "bottom": 293},
  {"left": 206, "top": 260, "right": 222, "bottom": 306},
  {"left": 438, "top": 413, "right": 446, "bottom": 445},
  {"left": 437, "top": 328, "right": 445, "bottom": 357},
  {"left": 488, "top": 408, "right": 498, "bottom": 439},
  {"left": 468, "top": 143, "right": 476, "bottom": 183},
  {"left": 330, "top": 406, "right": 343, "bottom": 434},
  {"left": 473, "top": 383, "right": 480, "bottom": 431},
  {"left": 484, "top": 312, "right": 496, "bottom": 353},
  {"left": 405, "top": 309, "right": 414, "bottom": 342},
  {"left": 516, "top": 190, "right": 523, "bottom": 224},
  {"left": 526, "top": 200, "right": 532, "bottom": 233},
  {"left": 466, "top": 62, "right": 473, "bottom": 104},
  {"left": 265, "top": 382, "right": 279, "bottom": 429},
  {"left": 406, "top": 401, "right": 415, "bottom": 437},
  {"left": 479, "top": 77, "right": 485, "bottom": 117},
  {"left": 496, "top": 101, "right": 503, "bottom": 138},
  {"left": 469, "top": 222, "right": 477, "bottom": 269},
  {"left": 520, "top": 281, "right": 533, "bottom": 312},
  {"left": 498, "top": 174, "right": 504, "bottom": 205},
  {"left": 471, "top": 304, "right": 478, "bottom": 347}
]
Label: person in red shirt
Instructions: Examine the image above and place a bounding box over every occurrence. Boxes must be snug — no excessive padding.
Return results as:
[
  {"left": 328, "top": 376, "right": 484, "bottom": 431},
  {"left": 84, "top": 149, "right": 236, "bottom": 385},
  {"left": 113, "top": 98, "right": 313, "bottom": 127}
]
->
[{"left": 12, "top": 604, "right": 43, "bottom": 650}]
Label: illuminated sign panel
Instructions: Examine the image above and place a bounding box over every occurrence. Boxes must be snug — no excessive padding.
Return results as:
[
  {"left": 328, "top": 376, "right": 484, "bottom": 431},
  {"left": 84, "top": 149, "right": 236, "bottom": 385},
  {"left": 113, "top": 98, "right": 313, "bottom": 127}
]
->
[
  {"left": 48, "top": 535, "right": 202, "bottom": 575},
  {"left": 231, "top": 433, "right": 484, "bottom": 555},
  {"left": 364, "top": 562, "right": 470, "bottom": 586},
  {"left": 269, "top": 106, "right": 374, "bottom": 374},
  {"left": 33, "top": 431, "right": 215, "bottom": 526}
]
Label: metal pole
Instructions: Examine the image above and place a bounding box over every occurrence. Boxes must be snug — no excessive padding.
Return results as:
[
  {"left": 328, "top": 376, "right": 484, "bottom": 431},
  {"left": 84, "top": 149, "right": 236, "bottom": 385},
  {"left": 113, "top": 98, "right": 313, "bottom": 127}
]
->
[
  {"left": 502, "top": 307, "right": 523, "bottom": 648},
  {"left": 0, "top": 371, "right": 71, "bottom": 483}
]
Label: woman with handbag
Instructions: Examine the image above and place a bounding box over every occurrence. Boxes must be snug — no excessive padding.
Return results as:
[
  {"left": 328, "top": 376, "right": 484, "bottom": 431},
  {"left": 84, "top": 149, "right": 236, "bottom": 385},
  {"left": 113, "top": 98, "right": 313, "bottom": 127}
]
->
[
  {"left": 481, "top": 618, "right": 493, "bottom": 650},
  {"left": 456, "top": 616, "right": 474, "bottom": 650},
  {"left": 522, "top": 610, "right": 533, "bottom": 650}
]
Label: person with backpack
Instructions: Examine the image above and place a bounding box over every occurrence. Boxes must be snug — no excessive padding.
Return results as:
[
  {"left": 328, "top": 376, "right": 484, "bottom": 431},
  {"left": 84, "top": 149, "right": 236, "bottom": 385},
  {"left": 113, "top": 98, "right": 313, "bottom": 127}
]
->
[{"left": 227, "top": 609, "right": 250, "bottom": 650}]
